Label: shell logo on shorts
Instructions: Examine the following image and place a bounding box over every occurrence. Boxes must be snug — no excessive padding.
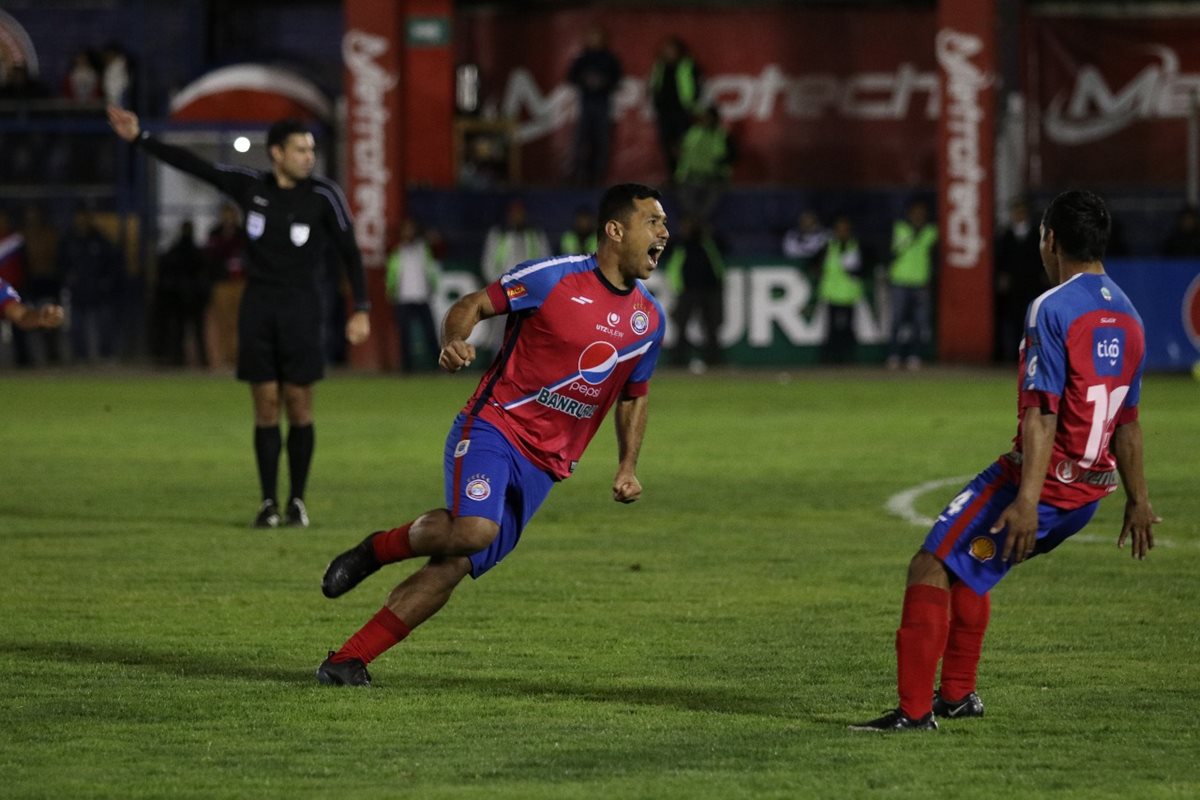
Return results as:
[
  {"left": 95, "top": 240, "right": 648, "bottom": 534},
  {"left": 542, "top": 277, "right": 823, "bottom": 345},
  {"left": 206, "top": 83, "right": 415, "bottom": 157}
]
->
[
  {"left": 465, "top": 475, "right": 491, "bottom": 501},
  {"left": 630, "top": 309, "right": 650, "bottom": 335},
  {"left": 969, "top": 537, "right": 997, "bottom": 562},
  {"left": 578, "top": 341, "right": 619, "bottom": 385}
]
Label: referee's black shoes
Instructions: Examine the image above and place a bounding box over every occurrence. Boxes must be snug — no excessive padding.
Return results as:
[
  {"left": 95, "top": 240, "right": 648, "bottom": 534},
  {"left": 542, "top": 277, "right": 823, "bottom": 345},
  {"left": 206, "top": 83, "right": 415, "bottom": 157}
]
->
[
  {"left": 848, "top": 709, "right": 938, "bottom": 732},
  {"left": 321, "top": 532, "right": 384, "bottom": 598},
  {"left": 315, "top": 651, "right": 371, "bottom": 687},
  {"left": 253, "top": 499, "right": 281, "bottom": 528},
  {"left": 933, "top": 690, "right": 985, "bottom": 719},
  {"left": 285, "top": 497, "right": 310, "bottom": 528}
]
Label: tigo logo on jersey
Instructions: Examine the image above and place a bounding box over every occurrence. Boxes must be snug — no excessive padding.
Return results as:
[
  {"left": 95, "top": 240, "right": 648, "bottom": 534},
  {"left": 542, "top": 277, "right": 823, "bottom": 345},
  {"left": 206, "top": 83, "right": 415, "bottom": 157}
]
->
[
  {"left": 465, "top": 474, "right": 491, "bottom": 501},
  {"left": 1093, "top": 328, "right": 1125, "bottom": 376},
  {"left": 969, "top": 537, "right": 996, "bottom": 562},
  {"left": 630, "top": 310, "right": 650, "bottom": 335},
  {"left": 578, "top": 341, "right": 619, "bottom": 385}
]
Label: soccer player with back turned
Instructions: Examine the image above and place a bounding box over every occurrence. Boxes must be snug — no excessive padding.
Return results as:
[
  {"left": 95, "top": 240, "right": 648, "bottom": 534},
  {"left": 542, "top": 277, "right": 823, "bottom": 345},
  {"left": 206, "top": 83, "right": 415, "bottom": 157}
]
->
[
  {"left": 315, "top": 184, "right": 668, "bottom": 686},
  {"left": 108, "top": 106, "right": 370, "bottom": 529},
  {"left": 851, "top": 190, "right": 1160, "bottom": 731}
]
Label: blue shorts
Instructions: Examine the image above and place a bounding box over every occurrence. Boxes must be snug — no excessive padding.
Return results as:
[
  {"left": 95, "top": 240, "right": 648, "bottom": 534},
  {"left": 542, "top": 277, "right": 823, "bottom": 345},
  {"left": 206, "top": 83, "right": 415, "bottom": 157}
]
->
[
  {"left": 922, "top": 461, "right": 1099, "bottom": 595},
  {"left": 444, "top": 413, "right": 555, "bottom": 579}
]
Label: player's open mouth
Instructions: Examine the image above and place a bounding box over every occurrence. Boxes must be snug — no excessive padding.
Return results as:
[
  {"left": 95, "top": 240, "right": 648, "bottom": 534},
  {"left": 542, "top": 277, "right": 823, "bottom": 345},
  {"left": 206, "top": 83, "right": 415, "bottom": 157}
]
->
[{"left": 648, "top": 244, "right": 665, "bottom": 266}]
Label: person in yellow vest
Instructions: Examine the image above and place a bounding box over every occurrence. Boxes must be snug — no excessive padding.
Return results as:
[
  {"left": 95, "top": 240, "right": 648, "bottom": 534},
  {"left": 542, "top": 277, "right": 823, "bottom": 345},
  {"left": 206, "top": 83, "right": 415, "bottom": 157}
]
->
[
  {"left": 886, "top": 200, "right": 938, "bottom": 370},
  {"left": 558, "top": 206, "right": 598, "bottom": 255},
  {"left": 675, "top": 105, "right": 735, "bottom": 223},
  {"left": 664, "top": 214, "right": 726, "bottom": 372},
  {"left": 386, "top": 217, "right": 441, "bottom": 373},
  {"left": 816, "top": 214, "right": 866, "bottom": 365},
  {"left": 650, "top": 36, "right": 702, "bottom": 177},
  {"left": 480, "top": 199, "right": 550, "bottom": 355}
]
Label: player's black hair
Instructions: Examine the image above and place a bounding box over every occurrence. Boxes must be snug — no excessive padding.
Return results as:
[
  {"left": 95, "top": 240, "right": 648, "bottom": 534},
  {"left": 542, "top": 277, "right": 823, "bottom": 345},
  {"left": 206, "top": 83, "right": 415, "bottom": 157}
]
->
[
  {"left": 1042, "top": 189, "right": 1110, "bottom": 262},
  {"left": 267, "top": 118, "right": 310, "bottom": 151},
  {"left": 597, "top": 183, "right": 661, "bottom": 239}
]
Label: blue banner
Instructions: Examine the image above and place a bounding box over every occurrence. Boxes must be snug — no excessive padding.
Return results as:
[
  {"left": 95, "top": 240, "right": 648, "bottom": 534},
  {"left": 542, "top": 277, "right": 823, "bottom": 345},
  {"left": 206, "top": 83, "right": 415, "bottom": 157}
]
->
[{"left": 1107, "top": 259, "right": 1200, "bottom": 372}]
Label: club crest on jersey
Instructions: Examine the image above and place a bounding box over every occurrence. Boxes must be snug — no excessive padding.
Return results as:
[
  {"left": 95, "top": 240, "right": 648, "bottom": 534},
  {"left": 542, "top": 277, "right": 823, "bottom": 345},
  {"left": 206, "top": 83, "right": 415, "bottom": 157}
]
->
[
  {"left": 630, "top": 309, "right": 650, "bottom": 335},
  {"left": 290, "top": 223, "right": 311, "bottom": 247},
  {"left": 1093, "top": 328, "right": 1125, "bottom": 376},
  {"left": 969, "top": 537, "right": 996, "bottom": 562},
  {"left": 578, "top": 341, "right": 619, "bottom": 385},
  {"left": 464, "top": 474, "right": 491, "bottom": 501},
  {"left": 247, "top": 211, "right": 266, "bottom": 240},
  {"left": 1055, "top": 459, "right": 1079, "bottom": 483},
  {"left": 454, "top": 439, "right": 470, "bottom": 458}
]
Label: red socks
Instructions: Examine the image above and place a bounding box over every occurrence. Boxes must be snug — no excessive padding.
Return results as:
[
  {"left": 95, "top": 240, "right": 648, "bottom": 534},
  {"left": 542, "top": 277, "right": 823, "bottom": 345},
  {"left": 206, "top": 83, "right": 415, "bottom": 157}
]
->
[
  {"left": 330, "top": 607, "right": 412, "bottom": 665},
  {"left": 939, "top": 582, "right": 991, "bottom": 701},
  {"left": 371, "top": 522, "right": 414, "bottom": 564},
  {"left": 895, "top": 584, "right": 951, "bottom": 719}
]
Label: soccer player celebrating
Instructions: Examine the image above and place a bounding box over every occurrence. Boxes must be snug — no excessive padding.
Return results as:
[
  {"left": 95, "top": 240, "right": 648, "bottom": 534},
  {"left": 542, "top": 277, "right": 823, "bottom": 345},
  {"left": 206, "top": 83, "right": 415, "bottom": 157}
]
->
[
  {"left": 315, "top": 184, "right": 669, "bottom": 686},
  {"left": 1, "top": 277, "right": 65, "bottom": 331},
  {"left": 107, "top": 106, "right": 370, "bottom": 529},
  {"left": 851, "top": 190, "right": 1160, "bottom": 731}
]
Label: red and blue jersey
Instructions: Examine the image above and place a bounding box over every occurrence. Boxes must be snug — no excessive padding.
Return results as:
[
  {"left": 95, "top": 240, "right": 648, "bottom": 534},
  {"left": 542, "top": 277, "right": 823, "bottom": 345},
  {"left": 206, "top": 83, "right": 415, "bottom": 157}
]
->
[
  {"left": 1005, "top": 272, "right": 1146, "bottom": 508},
  {"left": 463, "top": 254, "right": 665, "bottom": 480},
  {"left": 0, "top": 276, "right": 21, "bottom": 312}
]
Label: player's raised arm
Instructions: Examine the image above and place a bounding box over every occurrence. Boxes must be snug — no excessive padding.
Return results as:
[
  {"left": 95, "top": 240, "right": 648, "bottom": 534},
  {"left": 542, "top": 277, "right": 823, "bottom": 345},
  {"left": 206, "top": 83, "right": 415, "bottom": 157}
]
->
[
  {"left": 612, "top": 393, "right": 648, "bottom": 503},
  {"left": 438, "top": 289, "right": 497, "bottom": 372},
  {"left": 1111, "top": 420, "right": 1160, "bottom": 560}
]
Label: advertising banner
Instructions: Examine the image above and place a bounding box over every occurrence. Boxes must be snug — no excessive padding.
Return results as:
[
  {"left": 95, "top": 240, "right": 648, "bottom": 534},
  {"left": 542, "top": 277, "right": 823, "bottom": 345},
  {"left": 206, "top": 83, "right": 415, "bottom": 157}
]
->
[
  {"left": 1031, "top": 15, "right": 1200, "bottom": 188},
  {"left": 1106, "top": 259, "right": 1200, "bottom": 372},
  {"left": 458, "top": 6, "right": 939, "bottom": 187},
  {"left": 934, "top": 0, "right": 996, "bottom": 362}
]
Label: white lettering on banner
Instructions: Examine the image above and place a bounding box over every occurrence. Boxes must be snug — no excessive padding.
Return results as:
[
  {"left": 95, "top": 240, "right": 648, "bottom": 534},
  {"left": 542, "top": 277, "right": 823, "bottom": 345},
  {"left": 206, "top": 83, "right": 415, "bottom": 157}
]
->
[
  {"left": 497, "top": 65, "right": 939, "bottom": 144},
  {"left": 436, "top": 268, "right": 884, "bottom": 352},
  {"left": 1045, "top": 46, "right": 1200, "bottom": 145},
  {"left": 937, "top": 28, "right": 990, "bottom": 270},
  {"left": 344, "top": 30, "right": 398, "bottom": 268}
]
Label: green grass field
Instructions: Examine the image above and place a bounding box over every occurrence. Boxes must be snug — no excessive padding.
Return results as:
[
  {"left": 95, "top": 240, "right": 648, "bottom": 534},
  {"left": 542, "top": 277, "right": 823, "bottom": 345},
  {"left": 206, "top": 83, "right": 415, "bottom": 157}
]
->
[{"left": 2, "top": 368, "right": 1198, "bottom": 799}]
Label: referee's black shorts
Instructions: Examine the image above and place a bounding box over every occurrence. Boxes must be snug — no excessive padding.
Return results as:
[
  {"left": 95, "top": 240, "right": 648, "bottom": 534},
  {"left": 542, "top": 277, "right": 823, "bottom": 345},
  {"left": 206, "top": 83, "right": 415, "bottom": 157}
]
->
[{"left": 237, "top": 283, "right": 325, "bottom": 385}]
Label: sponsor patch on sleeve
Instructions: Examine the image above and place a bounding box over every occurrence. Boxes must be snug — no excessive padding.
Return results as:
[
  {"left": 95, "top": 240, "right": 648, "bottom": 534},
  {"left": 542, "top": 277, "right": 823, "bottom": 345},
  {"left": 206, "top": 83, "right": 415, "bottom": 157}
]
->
[{"left": 505, "top": 283, "right": 528, "bottom": 300}]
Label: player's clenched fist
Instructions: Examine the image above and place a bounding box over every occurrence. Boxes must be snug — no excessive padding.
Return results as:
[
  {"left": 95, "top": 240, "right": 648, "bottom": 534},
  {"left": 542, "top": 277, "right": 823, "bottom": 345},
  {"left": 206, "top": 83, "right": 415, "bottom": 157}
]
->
[{"left": 439, "top": 340, "right": 475, "bottom": 373}]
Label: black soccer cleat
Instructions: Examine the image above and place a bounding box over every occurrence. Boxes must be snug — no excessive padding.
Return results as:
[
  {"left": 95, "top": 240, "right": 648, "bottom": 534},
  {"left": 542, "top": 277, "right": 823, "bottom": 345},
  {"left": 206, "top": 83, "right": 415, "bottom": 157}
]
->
[
  {"left": 285, "top": 497, "right": 310, "bottom": 528},
  {"left": 848, "top": 709, "right": 939, "bottom": 732},
  {"left": 321, "top": 532, "right": 384, "bottom": 598},
  {"left": 933, "top": 690, "right": 985, "bottom": 719},
  {"left": 253, "top": 499, "right": 281, "bottom": 529},
  {"left": 315, "top": 651, "right": 371, "bottom": 687}
]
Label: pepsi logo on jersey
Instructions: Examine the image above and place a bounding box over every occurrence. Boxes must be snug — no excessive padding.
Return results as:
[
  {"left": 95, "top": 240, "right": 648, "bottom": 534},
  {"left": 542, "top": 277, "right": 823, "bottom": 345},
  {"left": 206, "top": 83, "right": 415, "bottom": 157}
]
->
[{"left": 578, "top": 342, "right": 619, "bottom": 385}]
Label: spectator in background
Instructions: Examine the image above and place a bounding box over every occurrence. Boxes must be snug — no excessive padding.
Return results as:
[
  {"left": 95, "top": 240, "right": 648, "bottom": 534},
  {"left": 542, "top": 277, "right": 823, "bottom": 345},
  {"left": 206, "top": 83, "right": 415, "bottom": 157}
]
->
[
  {"left": 63, "top": 50, "right": 101, "bottom": 103},
  {"left": 204, "top": 203, "right": 246, "bottom": 371},
  {"left": 21, "top": 204, "right": 63, "bottom": 365},
  {"left": 782, "top": 209, "right": 830, "bottom": 276},
  {"left": 155, "top": 220, "right": 212, "bottom": 367},
  {"left": 993, "top": 196, "right": 1046, "bottom": 363},
  {"left": 567, "top": 26, "right": 622, "bottom": 186},
  {"left": 650, "top": 36, "right": 701, "bottom": 178},
  {"left": 0, "top": 208, "right": 32, "bottom": 367},
  {"left": 559, "top": 206, "right": 598, "bottom": 255},
  {"left": 815, "top": 213, "right": 867, "bottom": 365},
  {"left": 885, "top": 199, "right": 938, "bottom": 371},
  {"left": 665, "top": 214, "right": 726, "bottom": 372},
  {"left": 1161, "top": 204, "right": 1200, "bottom": 257},
  {"left": 59, "top": 207, "right": 124, "bottom": 363},
  {"left": 386, "top": 217, "right": 441, "bottom": 373},
  {"left": 481, "top": 199, "right": 550, "bottom": 356},
  {"left": 675, "top": 105, "right": 735, "bottom": 223},
  {"left": 99, "top": 43, "right": 131, "bottom": 107}
]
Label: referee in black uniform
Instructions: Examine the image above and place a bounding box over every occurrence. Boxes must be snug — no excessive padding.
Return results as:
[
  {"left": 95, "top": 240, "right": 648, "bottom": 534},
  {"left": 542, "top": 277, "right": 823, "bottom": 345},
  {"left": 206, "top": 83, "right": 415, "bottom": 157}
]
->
[{"left": 108, "top": 106, "right": 371, "bottom": 529}]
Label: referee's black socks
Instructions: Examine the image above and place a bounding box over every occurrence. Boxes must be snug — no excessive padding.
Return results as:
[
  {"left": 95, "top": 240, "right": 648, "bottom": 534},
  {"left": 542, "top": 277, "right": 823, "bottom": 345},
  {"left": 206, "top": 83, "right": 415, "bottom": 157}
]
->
[
  {"left": 254, "top": 425, "right": 282, "bottom": 502},
  {"left": 287, "top": 423, "right": 315, "bottom": 502}
]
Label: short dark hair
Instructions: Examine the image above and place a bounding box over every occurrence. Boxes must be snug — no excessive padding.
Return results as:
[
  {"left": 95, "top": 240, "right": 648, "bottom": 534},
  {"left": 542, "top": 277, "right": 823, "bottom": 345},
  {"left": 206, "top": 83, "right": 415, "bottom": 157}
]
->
[
  {"left": 267, "top": 118, "right": 310, "bottom": 151},
  {"left": 1042, "top": 189, "right": 1110, "bottom": 262},
  {"left": 597, "top": 183, "right": 661, "bottom": 239}
]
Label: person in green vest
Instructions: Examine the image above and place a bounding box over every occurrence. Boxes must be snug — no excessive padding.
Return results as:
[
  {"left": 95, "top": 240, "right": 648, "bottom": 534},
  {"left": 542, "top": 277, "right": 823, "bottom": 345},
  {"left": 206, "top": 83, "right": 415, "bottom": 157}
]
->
[
  {"left": 480, "top": 199, "right": 550, "bottom": 355},
  {"left": 559, "top": 206, "right": 598, "bottom": 255},
  {"left": 650, "top": 36, "right": 702, "bottom": 177},
  {"left": 664, "top": 214, "right": 726, "bottom": 371},
  {"left": 816, "top": 213, "right": 867, "bottom": 365},
  {"left": 886, "top": 199, "right": 938, "bottom": 370},
  {"left": 386, "top": 217, "right": 441, "bottom": 373},
  {"left": 675, "top": 105, "right": 735, "bottom": 222}
]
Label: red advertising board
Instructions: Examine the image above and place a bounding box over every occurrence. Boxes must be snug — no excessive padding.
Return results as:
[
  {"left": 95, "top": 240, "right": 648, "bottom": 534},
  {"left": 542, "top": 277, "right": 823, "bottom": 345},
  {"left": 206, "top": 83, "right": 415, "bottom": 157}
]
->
[
  {"left": 458, "top": 6, "right": 939, "bottom": 187},
  {"left": 1030, "top": 14, "right": 1200, "bottom": 188}
]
